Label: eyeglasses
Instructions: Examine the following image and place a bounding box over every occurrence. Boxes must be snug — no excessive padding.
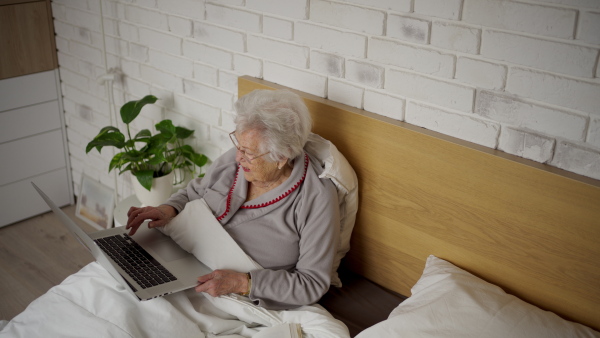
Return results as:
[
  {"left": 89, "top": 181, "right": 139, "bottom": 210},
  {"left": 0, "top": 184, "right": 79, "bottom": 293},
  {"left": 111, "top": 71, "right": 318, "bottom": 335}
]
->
[{"left": 229, "top": 131, "right": 270, "bottom": 163}]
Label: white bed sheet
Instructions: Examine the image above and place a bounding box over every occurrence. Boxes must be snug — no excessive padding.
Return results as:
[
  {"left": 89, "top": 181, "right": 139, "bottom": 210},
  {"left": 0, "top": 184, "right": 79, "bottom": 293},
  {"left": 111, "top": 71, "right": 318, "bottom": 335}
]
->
[
  {"left": 1, "top": 198, "right": 349, "bottom": 338},
  {"left": 0, "top": 262, "right": 349, "bottom": 338}
]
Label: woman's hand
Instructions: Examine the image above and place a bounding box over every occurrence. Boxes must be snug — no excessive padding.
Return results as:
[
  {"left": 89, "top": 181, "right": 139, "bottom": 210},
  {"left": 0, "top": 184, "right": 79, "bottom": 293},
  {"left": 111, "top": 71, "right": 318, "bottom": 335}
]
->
[
  {"left": 195, "top": 270, "right": 250, "bottom": 297},
  {"left": 125, "top": 205, "right": 177, "bottom": 236}
]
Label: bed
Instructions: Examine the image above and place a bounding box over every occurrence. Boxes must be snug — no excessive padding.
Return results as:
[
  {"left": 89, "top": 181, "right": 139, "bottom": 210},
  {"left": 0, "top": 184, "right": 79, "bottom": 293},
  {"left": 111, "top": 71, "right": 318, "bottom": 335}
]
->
[
  {"left": 238, "top": 76, "right": 600, "bottom": 336},
  {"left": 2, "top": 76, "right": 599, "bottom": 337}
]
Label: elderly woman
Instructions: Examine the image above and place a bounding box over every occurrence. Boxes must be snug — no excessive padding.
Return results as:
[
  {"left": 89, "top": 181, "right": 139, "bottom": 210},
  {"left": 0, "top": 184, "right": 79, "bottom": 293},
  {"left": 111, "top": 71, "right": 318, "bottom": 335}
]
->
[{"left": 125, "top": 89, "right": 340, "bottom": 310}]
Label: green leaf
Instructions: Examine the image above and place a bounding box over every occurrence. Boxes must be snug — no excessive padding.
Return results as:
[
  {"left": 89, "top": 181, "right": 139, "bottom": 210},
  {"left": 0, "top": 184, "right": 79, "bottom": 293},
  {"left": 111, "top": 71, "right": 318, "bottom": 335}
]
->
[
  {"left": 97, "top": 126, "right": 121, "bottom": 135},
  {"left": 155, "top": 119, "right": 176, "bottom": 133},
  {"left": 119, "top": 163, "right": 134, "bottom": 175},
  {"left": 120, "top": 95, "right": 158, "bottom": 124},
  {"left": 179, "top": 145, "right": 195, "bottom": 155},
  {"left": 147, "top": 154, "right": 166, "bottom": 165},
  {"left": 175, "top": 126, "right": 194, "bottom": 139},
  {"left": 134, "top": 170, "right": 155, "bottom": 191},
  {"left": 155, "top": 120, "right": 176, "bottom": 143},
  {"left": 150, "top": 133, "right": 172, "bottom": 146},
  {"left": 86, "top": 127, "right": 126, "bottom": 153},
  {"left": 134, "top": 129, "right": 152, "bottom": 138},
  {"left": 108, "top": 153, "right": 124, "bottom": 172},
  {"left": 190, "top": 153, "right": 208, "bottom": 167},
  {"left": 124, "top": 139, "right": 137, "bottom": 148},
  {"left": 121, "top": 149, "right": 146, "bottom": 162},
  {"left": 86, "top": 94, "right": 208, "bottom": 187}
]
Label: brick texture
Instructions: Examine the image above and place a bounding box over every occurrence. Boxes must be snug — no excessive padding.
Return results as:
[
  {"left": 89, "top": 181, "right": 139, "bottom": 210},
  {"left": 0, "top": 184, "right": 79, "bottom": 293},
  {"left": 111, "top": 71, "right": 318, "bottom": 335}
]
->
[{"left": 51, "top": 0, "right": 600, "bottom": 197}]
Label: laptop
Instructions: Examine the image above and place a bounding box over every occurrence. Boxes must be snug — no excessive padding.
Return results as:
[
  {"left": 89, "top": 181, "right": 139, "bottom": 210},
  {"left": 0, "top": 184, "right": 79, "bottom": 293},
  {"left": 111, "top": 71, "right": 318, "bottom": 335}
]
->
[{"left": 31, "top": 182, "right": 211, "bottom": 301}]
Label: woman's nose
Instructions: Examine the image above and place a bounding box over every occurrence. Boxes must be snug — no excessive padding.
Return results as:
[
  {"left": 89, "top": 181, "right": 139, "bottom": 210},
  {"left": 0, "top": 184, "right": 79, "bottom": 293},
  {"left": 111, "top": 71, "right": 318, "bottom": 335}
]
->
[{"left": 235, "top": 149, "right": 246, "bottom": 163}]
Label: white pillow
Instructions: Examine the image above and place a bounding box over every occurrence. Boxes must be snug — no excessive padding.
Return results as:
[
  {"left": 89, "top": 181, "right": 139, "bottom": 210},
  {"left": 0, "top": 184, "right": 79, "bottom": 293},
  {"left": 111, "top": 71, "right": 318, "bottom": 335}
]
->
[
  {"left": 356, "top": 255, "right": 600, "bottom": 338},
  {"left": 304, "top": 133, "right": 358, "bottom": 287}
]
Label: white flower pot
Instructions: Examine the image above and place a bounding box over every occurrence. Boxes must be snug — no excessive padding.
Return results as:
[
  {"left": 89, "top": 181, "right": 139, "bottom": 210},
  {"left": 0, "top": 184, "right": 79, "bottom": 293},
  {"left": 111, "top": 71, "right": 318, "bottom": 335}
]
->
[{"left": 132, "top": 171, "right": 175, "bottom": 207}]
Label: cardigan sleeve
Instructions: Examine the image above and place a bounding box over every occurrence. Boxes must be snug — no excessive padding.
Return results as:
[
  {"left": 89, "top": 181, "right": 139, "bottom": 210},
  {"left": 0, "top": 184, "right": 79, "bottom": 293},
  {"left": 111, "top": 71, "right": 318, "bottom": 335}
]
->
[{"left": 248, "top": 176, "right": 340, "bottom": 310}]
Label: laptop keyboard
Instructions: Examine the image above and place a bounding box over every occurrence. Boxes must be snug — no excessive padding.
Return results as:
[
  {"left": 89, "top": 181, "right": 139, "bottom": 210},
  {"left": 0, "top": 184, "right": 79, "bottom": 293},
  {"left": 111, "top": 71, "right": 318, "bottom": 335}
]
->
[{"left": 94, "top": 234, "right": 177, "bottom": 289}]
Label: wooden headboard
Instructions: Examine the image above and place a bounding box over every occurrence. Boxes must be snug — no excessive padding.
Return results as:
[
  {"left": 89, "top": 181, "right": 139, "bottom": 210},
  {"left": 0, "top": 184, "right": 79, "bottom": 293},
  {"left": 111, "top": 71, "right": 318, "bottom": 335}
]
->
[{"left": 238, "top": 76, "right": 600, "bottom": 330}]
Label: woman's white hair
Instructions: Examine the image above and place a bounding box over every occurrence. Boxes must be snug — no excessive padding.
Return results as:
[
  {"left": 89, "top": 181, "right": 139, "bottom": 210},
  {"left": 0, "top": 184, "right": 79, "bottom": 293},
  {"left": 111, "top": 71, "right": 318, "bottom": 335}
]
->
[{"left": 234, "top": 89, "right": 312, "bottom": 162}]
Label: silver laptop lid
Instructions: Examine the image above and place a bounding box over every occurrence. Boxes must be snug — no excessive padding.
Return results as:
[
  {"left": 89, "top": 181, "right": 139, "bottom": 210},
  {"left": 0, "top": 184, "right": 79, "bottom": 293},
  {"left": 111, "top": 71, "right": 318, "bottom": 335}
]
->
[{"left": 31, "top": 182, "right": 139, "bottom": 299}]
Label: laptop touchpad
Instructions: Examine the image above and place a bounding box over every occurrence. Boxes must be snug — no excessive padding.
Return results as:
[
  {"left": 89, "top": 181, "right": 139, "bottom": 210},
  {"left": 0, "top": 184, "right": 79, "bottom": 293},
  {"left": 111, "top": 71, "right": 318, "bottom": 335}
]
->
[{"left": 150, "top": 241, "right": 190, "bottom": 262}]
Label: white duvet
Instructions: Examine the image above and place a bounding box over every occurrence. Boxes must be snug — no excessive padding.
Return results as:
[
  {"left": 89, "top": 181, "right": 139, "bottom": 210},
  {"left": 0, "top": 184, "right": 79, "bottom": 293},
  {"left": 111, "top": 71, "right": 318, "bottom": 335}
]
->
[
  {"left": 0, "top": 198, "right": 350, "bottom": 337},
  {"left": 0, "top": 262, "right": 349, "bottom": 337}
]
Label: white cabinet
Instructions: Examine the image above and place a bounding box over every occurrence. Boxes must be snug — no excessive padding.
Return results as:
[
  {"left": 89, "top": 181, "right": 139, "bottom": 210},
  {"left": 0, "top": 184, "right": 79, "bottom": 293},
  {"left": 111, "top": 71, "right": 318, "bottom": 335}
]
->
[{"left": 0, "top": 70, "right": 73, "bottom": 227}]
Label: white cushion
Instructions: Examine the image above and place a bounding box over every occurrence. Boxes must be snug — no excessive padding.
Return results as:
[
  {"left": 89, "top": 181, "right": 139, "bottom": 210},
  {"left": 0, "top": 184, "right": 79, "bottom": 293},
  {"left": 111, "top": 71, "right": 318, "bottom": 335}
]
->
[
  {"left": 356, "top": 255, "right": 600, "bottom": 338},
  {"left": 305, "top": 133, "right": 358, "bottom": 287}
]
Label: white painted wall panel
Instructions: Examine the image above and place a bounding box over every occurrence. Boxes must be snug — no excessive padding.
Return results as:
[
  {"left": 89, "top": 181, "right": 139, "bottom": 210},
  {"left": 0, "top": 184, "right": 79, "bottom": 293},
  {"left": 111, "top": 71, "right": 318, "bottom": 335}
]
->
[
  {"left": 0, "top": 70, "right": 57, "bottom": 112},
  {"left": 0, "top": 101, "right": 61, "bottom": 144},
  {"left": 0, "top": 130, "right": 67, "bottom": 186},
  {"left": 0, "top": 169, "right": 71, "bottom": 227}
]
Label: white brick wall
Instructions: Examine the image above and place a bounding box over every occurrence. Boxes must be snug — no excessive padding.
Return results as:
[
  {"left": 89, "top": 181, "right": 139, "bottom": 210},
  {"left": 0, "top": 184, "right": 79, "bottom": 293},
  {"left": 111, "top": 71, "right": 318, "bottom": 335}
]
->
[
  {"left": 414, "top": 0, "right": 462, "bottom": 20},
  {"left": 475, "top": 90, "right": 588, "bottom": 141},
  {"left": 369, "top": 38, "right": 455, "bottom": 78},
  {"left": 498, "top": 127, "right": 555, "bottom": 163},
  {"left": 263, "top": 62, "right": 327, "bottom": 97},
  {"left": 148, "top": 50, "right": 194, "bottom": 78},
  {"left": 364, "top": 90, "right": 405, "bottom": 121},
  {"left": 310, "top": 0, "right": 385, "bottom": 36},
  {"left": 463, "top": 0, "right": 577, "bottom": 39},
  {"left": 167, "top": 16, "right": 193, "bottom": 37},
  {"left": 139, "top": 27, "right": 182, "bottom": 54},
  {"left": 455, "top": 57, "right": 506, "bottom": 90},
  {"left": 343, "top": 0, "right": 411, "bottom": 13},
  {"left": 183, "top": 41, "right": 233, "bottom": 69},
  {"left": 345, "top": 59, "right": 384, "bottom": 88},
  {"left": 234, "top": 54, "right": 262, "bottom": 78},
  {"left": 328, "top": 78, "right": 364, "bottom": 109},
  {"left": 578, "top": 11, "right": 600, "bottom": 45},
  {"left": 310, "top": 50, "right": 344, "bottom": 78},
  {"left": 247, "top": 35, "right": 309, "bottom": 68},
  {"left": 192, "top": 22, "right": 245, "bottom": 53},
  {"left": 431, "top": 22, "right": 480, "bottom": 54},
  {"left": 406, "top": 102, "right": 500, "bottom": 148},
  {"left": 125, "top": 6, "right": 169, "bottom": 31},
  {"left": 386, "top": 70, "right": 474, "bottom": 113},
  {"left": 588, "top": 117, "right": 600, "bottom": 148},
  {"left": 551, "top": 142, "right": 600, "bottom": 180},
  {"left": 157, "top": 0, "right": 204, "bottom": 20},
  {"left": 507, "top": 68, "right": 600, "bottom": 115},
  {"left": 246, "top": 0, "right": 308, "bottom": 19},
  {"left": 481, "top": 30, "right": 597, "bottom": 78},
  {"left": 263, "top": 16, "right": 294, "bottom": 40},
  {"left": 387, "top": 15, "right": 430, "bottom": 45},
  {"left": 183, "top": 79, "right": 234, "bottom": 111},
  {"left": 295, "top": 22, "right": 367, "bottom": 58},
  {"left": 51, "top": 0, "right": 600, "bottom": 200},
  {"left": 205, "top": 3, "right": 261, "bottom": 33}
]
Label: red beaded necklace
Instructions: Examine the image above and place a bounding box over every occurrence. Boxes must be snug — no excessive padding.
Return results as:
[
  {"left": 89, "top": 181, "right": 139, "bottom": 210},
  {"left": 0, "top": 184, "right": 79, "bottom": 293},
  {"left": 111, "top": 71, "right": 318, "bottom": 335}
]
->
[{"left": 216, "top": 154, "right": 309, "bottom": 222}]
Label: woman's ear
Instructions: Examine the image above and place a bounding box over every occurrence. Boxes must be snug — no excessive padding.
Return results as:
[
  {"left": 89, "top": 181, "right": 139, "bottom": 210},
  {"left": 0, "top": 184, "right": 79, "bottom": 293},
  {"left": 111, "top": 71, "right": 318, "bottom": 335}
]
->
[{"left": 277, "top": 158, "right": 289, "bottom": 169}]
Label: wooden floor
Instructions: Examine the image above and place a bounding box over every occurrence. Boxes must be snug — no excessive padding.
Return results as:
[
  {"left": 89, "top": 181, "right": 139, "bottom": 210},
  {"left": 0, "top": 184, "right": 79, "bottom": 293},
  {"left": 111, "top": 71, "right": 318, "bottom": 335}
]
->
[{"left": 0, "top": 205, "right": 96, "bottom": 320}]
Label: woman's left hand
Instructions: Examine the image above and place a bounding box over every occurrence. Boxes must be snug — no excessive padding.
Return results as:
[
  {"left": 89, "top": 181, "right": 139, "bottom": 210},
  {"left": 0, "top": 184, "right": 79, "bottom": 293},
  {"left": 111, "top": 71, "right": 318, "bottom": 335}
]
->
[{"left": 195, "top": 270, "right": 249, "bottom": 297}]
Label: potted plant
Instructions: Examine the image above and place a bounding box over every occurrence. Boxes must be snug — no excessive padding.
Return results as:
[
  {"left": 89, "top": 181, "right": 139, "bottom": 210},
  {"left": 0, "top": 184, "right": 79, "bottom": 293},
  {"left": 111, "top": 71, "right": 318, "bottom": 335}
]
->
[{"left": 86, "top": 95, "right": 208, "bottom": 205}]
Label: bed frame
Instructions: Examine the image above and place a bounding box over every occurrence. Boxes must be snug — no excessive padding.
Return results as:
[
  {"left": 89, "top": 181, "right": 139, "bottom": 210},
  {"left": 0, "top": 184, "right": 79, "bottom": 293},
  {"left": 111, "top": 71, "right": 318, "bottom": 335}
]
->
[{"left": 238, "top": 76, "right": 600, "bottom": 331}]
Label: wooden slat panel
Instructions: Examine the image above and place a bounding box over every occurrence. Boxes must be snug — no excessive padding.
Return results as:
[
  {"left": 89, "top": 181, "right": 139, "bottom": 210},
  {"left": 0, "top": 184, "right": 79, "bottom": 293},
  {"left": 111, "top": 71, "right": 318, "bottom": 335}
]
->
[
  {"left": 239, "top": 75, "right": 600, "bottom": 330},
  {"left": 0, "top": 1, "right": 57, "bottom": 79}
]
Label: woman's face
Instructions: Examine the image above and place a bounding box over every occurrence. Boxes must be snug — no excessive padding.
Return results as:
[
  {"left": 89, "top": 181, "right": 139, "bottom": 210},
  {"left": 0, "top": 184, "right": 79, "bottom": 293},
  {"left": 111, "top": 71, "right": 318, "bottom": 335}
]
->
[{"left": 234, "top": 129, "right": 281, "bottom": 184}]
